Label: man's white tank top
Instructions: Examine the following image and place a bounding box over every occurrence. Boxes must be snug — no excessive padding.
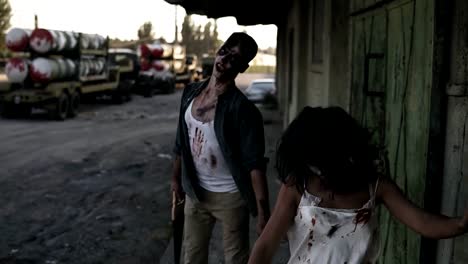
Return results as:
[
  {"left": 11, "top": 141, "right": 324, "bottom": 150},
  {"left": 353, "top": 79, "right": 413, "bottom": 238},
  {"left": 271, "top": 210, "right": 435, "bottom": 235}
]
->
[
  {"left": 286, "top": 181, "right": 380, "bottom": 264},
  {"left": 184, "top": 100, "right": 237, "bottom": 193}
]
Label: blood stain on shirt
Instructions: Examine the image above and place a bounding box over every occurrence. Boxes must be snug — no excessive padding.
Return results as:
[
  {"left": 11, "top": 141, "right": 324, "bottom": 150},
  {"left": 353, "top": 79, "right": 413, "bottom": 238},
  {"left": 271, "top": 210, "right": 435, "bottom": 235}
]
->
[
  {"left": 192, "top": 127, "right": 204, "bottom": 158},
  {"left": 307, "top": 229, "right": 314, "bottom": 250},
  {"left": 210, "top": 154, "right": 217, "bottom": 169}
]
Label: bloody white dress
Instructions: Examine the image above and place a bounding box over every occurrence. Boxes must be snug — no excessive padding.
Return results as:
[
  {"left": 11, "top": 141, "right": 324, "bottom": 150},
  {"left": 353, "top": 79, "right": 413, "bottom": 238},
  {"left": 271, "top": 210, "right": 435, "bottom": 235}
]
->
[{"left": 286, "top": 183, "right": 381, "bottom": 264}]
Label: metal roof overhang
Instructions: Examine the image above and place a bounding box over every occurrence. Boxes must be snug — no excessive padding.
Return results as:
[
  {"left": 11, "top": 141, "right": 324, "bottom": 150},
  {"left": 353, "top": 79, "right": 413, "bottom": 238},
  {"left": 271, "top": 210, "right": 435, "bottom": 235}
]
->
[{"left": 164, "top": 0, "right": 282, "bottom": 25}]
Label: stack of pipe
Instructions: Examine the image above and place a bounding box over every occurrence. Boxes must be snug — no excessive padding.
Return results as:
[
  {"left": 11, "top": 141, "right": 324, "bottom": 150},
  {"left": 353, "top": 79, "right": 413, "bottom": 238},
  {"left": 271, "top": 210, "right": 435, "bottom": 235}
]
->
[
  {"left": 28, "top": 28, "right": 78, "bottom": 54},
  {"left": 5, "top": 27, "right": 108, "bottom": 83},
  {"left": 29, "top": 58, "right": 77, "bottom": 83},
  {"left": 138, "top": 43, "right": 174, "bottom": 74}
]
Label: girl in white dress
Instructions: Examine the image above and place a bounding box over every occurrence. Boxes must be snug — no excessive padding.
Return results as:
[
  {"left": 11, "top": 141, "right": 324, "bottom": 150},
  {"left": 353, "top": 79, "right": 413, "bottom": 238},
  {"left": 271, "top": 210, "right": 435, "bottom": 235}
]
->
[{"left": 248, "top": 106, "right": 468, "bottom": 264}]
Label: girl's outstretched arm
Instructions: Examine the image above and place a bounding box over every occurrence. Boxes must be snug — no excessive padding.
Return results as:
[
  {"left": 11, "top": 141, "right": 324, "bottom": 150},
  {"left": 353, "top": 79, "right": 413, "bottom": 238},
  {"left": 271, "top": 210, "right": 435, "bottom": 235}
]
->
[
  {"left": 379, "top": 177, "right": 467, "bottom": 239},
  {"left": 248, "top": 183, "right": 300, "bottom": 264}
]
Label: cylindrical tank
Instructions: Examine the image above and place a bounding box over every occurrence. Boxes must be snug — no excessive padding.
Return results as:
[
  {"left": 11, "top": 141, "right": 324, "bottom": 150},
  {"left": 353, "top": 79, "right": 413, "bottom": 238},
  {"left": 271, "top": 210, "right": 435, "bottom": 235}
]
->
[
  {"left": 29, "top": 28, "right": 55, "bottom": 54},
  {"left": 88, "top": 34, "right": 99, "bottom": 49},
  {"left": 55, "top": 31, "right": 68, "bottom": 51},
  {"left": 81, "top": 33, "right": 106, "bottom": 50},
  {"left": 152, "top": 60, "right": 166, "bottom": 71},
  {"left": 6, "top": 58, "right": 29, "bottom": 83},
  {"left": 139, "top": 57, "right": 151, "bottom": 71},
  {"left": 55, "top": 58, "right": 72, "bottom": 79},
  {"left": 172, "top": 44, "right": 186, "bottom": 60},
  {"left": 96, "top": 58, "right": 106, "bottom": 74},
  {"left": 80, "top": 34, "right": 90, "bottom": 49},
  {"left": 83, "top": 59, "right": 91, "bottom": 75},
  {"left": 79, "top": 58, "right": 106, "bottom": 76},
  {"left": 93, "top": 34, "right": 106, "bottom": 49},
  {"left": 89, "top": 60, "right": 98, "bottom": 75},
  {"left": 30, "top": 57, "right": 61, "bottom": 82},
  {"left": 98, "top": 35, "right": 106, "bottom": 49},
  {"left": 65, "top": 58, "right": 77, "bottom": 77},
  {"left": 138, "top": 44, "right": 151, "bottom": 58},
  {"left": 139, "top": 44, "right": 171, "bottom": 59},
  {"left": 150, "top": 44, "right": 164, "bottom": 58},
  {"left": 64, "top": 31, "right": 78, "bottom": 50},
  {"left": 79, "top": 59, "right": 88, "bottom": 76},
  {"left": 54, "top": 58, "right": 64, "bottom": 78},
  {"left": 30, "top": 29, "right": 79, "bottom": 53},
  {"left": 6, "top": 28, "right": 31, "bottom": 52}
]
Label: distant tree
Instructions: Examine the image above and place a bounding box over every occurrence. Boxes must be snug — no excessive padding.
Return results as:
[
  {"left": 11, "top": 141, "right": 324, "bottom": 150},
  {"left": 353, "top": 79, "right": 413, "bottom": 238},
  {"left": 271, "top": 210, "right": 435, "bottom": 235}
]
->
[
  {"left": 194, "top": 25, "right": 202, "bottom": 42},
  {"left": 156, "top": 37, "right": 167, "bottom": 44},
  {"left": 193, "top": 25, "right": 203, "bottom": 55},
  {"left": 137, "top": 22, "right": 154, "bottom": 41},
  {"left": 212, "top": 20, "right": 222, "bottom": 50},
  {"left": 203, "top": 21, "right": 212, "bottom": 53},
  {"left": 181, "top": 15, "right": 194, "bottom": 45},
  {"left": 0, "top": 0, "right": 12, "bottom": 54},
  {"left": 180, "top": 15, "right": 221, "bottom": 59},
  {"left": 109, "top": 38, "right": 138, "bottom": 49},
  {"left": 265, "top": 47, "right": 276, "bottom": 55}
]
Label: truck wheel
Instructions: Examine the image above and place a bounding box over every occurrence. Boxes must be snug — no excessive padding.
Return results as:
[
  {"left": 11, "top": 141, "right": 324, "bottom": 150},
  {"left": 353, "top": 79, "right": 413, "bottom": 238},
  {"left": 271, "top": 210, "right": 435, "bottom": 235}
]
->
[
  {"left": 143, "top": 87, "right": 155, "bottom": 98},
  {"left": 68, "top": 92, "right": 80, "bottom": 118},
  {"left": 166, "top": 79, "right": 176, "bottom": 94},
  {"left": 17, "top": 105, "right": 31, "bottom": 117},
  {"left": 1, "top": 104, "right": 30, "bottom": 118},
  {"left": 122, "top": 81, "right": 133, "bottom": 102},
  {"left": 53, "top": 93, "right": 69, "bottom": 121},
  {"left": 112, "top": 90, "right": 126, "bottom": 104},
  {"left": 125, "top": 92, "right": 132, "bottom": 102},
  {"left": 0, "top": 103, "right": 13, "bottom": 118}
]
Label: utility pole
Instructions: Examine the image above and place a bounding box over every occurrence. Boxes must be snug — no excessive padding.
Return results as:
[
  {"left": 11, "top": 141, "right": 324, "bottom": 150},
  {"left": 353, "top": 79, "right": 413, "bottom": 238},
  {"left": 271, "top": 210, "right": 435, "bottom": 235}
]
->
[
  {"left": 174, "top": 5, "right": 178, "bottom": 43},
  {"left": 34, "top": 14, "right": 38, "bottom": 29}
]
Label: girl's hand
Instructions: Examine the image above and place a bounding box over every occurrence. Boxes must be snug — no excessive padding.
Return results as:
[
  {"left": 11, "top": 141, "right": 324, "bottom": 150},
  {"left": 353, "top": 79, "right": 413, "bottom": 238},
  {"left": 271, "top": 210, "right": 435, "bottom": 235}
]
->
[
  {"left": 379, "top": 178, "right": 468, "bottom": 239},
  {"left": 460, "top": 210, "right": 468, "bottom": 233}
]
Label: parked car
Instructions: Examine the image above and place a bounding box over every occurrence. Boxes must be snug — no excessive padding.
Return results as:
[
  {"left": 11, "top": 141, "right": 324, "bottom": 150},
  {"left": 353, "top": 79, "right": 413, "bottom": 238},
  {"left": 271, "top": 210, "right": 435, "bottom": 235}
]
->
[{"left": 244, "top": 78, "right": 278, "bottom": 109}]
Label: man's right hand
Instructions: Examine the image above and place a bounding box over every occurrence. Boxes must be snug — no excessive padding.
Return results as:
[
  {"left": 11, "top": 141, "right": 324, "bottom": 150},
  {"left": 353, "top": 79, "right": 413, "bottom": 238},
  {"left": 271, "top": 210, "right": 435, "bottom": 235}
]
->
[
  {"left": 171, "top": 155, "right": 185, "bottom": 202},
  {"left": 171, "top": 179, "right": 185, "bottom": 203}
]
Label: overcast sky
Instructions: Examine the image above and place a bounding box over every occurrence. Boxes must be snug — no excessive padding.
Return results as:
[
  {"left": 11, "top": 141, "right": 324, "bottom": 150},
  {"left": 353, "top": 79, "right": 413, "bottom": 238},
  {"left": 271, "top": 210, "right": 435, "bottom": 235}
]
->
[{"left": 8, "top": 0, "right": 278, "bottom": 49}]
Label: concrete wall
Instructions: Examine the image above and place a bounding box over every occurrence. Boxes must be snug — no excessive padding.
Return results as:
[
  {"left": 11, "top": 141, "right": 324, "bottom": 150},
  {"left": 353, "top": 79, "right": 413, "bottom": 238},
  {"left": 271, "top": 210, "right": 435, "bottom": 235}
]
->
[
  {"left": 276, "top": 0, "right": 304, "bottom": 126},
  {"left": 276, "top": 0, "right": 351, "bottom": 125},
  {"left": 250, "top": 52, "right": 276, "bottom": 67},
  {"left": 329, "top": 0, "right": 351, "bottom": 110}
]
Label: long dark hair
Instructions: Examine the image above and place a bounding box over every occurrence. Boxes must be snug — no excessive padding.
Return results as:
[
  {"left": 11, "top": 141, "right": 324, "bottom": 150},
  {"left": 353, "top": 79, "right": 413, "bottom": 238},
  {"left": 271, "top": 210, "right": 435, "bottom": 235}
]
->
[{"left": 275, "top": 106, "right": 379, "bottom": 194}]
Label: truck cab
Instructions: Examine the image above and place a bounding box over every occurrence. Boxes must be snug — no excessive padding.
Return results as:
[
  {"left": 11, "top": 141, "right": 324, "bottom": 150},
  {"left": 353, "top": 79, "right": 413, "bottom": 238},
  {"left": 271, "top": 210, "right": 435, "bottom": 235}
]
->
[{"left": 108, "top": 48, "right": 139, "bottom": 101}]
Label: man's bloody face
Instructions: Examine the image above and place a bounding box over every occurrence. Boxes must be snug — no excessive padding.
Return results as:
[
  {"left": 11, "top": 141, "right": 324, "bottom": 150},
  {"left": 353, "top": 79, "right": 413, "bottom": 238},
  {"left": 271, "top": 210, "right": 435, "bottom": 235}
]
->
[{"left": 212, "top": 45, "right": 247, "bottom": 80}]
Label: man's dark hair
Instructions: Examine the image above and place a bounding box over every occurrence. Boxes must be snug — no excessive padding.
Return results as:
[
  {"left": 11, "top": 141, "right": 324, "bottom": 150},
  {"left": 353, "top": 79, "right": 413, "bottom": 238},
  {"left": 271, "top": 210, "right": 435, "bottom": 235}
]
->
[
  {"left": 275, "top": 106, "right": 379, "bottom": 194},
  {"left": 223, "top": 32, "right": 258, "bottom": 64}
]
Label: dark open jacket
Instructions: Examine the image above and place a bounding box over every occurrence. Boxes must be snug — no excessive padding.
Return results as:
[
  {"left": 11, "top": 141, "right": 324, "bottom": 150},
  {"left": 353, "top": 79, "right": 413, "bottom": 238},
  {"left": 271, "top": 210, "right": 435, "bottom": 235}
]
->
[{"left": 173, "top": 79, "right": 267, "bottom": 216}]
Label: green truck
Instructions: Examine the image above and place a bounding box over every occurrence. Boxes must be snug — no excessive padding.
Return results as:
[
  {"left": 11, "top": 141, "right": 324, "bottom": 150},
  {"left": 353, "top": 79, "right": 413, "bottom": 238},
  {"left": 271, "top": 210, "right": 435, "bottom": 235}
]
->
[{"left": 0, "top": 35, "right": 138, "bottom": 120}]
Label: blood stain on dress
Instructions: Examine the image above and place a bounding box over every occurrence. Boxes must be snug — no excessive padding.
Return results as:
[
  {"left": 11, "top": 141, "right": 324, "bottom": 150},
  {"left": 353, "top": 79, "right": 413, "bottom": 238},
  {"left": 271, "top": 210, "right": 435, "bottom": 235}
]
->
[
  {"left": 327, "top": 224, "right": 340, "bottom": 238},
  {"left": 353, "top": 208, "right": 371, "bottom": 231},
  {"left": 307, "top": 229, "right": 314, "bottom": 250}
]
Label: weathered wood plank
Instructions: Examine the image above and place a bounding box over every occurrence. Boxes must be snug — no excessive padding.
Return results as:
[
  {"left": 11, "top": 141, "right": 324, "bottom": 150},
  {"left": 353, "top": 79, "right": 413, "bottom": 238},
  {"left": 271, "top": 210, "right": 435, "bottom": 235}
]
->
[{"left": 351, "top": 0, "right": 434, "bottom": 263}]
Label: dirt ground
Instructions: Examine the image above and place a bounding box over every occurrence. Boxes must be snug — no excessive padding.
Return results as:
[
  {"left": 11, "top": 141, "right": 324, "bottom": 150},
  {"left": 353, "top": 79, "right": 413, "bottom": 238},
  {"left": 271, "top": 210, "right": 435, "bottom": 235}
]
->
[{"left": 0, "top": 73, "right": 289, "bottom": 264}]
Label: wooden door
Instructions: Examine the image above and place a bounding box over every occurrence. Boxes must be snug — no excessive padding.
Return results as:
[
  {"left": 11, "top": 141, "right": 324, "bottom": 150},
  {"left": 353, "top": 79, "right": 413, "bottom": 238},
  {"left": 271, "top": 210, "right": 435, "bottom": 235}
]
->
[{"left": 350, "top": 0, "right": 435, "bottom": 263}]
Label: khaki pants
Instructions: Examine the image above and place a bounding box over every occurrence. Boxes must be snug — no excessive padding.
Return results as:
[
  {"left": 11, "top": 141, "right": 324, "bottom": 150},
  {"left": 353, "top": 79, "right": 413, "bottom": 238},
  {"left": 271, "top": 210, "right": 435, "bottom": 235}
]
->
[{"left": 183, "top": 190, "right": 250, "bottom": 264}]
